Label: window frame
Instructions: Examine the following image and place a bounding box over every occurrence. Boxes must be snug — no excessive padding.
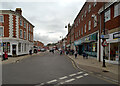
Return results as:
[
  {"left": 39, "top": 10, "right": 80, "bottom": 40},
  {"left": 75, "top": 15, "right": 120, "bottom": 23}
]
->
[
  {"left": 20, "top": 29, "right": 23, "bottom": 38},
  {"left": 0, "top": 26, "right": 4, "bottom": 37},
  {"left": 0, "top": 15, "right": 4, "bottom": 22},
  {"left": 114, "top": 2, "right": 120, "bottom": 18},
  {"left": 84, "top": 24, "right": 86, "bottom": 33},
  {"left": 20, "top": 19, "right": 22, "bottom": 26},
  {"left": 24, "top": 31, "right": 26, "bottom": 39},
  {"left": 88, "top": 21, "right": 91, "bottom": 31},
  {"left": 105, "top": 8, "right": 111, "bottom": 22}
]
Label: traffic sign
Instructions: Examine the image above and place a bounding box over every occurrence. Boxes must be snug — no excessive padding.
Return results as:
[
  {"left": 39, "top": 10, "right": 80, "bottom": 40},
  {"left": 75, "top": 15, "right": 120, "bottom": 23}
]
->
[
  {"left": 102, "top": 40, "right": 108, "bottom": 47},
  {"left": 100, "top": 35, "right": 109, "bottom": 39}
]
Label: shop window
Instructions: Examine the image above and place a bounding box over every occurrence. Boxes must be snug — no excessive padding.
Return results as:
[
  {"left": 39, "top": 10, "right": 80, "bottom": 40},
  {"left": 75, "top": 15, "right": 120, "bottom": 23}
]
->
[
  {"left": 3, "top": 42, "right": 10, "bottom": 53},
  {"left": 110, "top": 43, "right": 119, "bottom": 61},
  {"left": 24, "top": 43, "right": 26, "bottom": 52},
  {"left": 18, "top": 43, "right": 21, "bottom": 52},
  {"left": 0, "top": 26, "right": 3, "bottom": 37},
  {"left": 0, "top": 15, "right": 4, "bottom": 22}
]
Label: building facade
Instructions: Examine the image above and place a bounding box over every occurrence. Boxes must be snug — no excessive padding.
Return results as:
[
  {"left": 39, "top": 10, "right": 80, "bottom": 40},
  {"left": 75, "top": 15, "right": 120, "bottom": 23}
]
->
[
  {"left": 71, "top": 1, "right": 119, "bottom": 64},
  {"left": 34, "top": 41, "right": 44, "bottom": 50},
  {"left": 0, "top": 8, "right": 34, "bottom": 56},
  {"left": 99, "top": 2, "right": 120, "bottom": 64}
]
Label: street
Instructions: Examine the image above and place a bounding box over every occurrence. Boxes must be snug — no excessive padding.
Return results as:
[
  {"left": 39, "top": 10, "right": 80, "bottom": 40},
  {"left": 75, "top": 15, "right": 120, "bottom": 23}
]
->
[{"left": 2, "top": 52, "right": 118, "bottom": 86}]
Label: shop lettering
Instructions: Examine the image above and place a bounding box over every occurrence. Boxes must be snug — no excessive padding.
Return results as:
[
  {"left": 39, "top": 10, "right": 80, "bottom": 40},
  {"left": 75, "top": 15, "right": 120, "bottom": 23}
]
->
[{"left": 113, "top": 32, "right": 120, "bottom": 39}]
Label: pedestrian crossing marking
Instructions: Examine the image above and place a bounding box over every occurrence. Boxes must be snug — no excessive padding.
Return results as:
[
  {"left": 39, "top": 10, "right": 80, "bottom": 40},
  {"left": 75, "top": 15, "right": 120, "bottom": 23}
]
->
[
  {"left": 47, "top": 79, "right": 57, "bottom": 84},
  {"left": 84, "top": 73, "right": 88, "bottom": 76},
  {"left": 59, "top": 76, "right": 68, "bottom": 80},
  {"left": 69, "top": 73, "right": 77, "bottom": 77},
  {"left": 76, "top": 75, "right": 83, "bottom": 79},
  {"left": 65, "top": 78, "right": 75, "bottom": 83}
]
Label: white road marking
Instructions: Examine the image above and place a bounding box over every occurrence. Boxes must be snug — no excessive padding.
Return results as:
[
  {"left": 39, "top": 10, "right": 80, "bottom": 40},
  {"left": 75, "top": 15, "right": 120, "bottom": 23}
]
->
[
  {"left": 65, "top": 78, "right": 75, "bottom": 83},
  {"left": 40, "top": 83, "right": 44, "bottom": 85},
  {"left": 47, "top": 79, "right": 57, "bottom": 84},
  {"left": 84, "top": 73, "right": 88, "bottom": 76},
  {"left": 77, "top": 72, "right": 83, "bottom": 74},
  {"left": 59, "top": 76, "right": 68, "bottom": 80},
  {"left": 76, "top": 75, "right": 83, "bottom": 79},
  {"left": 69, "top": 73, "right": 77, "bottom": 77}
]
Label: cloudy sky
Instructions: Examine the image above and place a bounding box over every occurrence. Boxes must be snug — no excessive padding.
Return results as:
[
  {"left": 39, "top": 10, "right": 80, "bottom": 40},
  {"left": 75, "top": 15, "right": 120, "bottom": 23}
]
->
[{"left": 1, "top": 0, "right": 86, "bottom": 45}]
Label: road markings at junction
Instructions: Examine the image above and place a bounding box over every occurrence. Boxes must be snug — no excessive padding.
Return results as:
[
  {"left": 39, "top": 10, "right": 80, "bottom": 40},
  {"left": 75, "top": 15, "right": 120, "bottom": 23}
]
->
[
  {"left": 69, "top": 73, "right": 77, "bottom": 77},
  {"left": 76, "top": 75, "right": 83, "bottom": 79},
  {"left": 65, "top": 78, "right": 75, "bottom": 83},
  {"left": 47, "top": 79, "right": 57, "bottom": 84},
  {"left": 59, "top": 76, "right": 68, "bottom": 80},
  {"left": 84, "top": 73, "right": 89, "bottom": 76}
]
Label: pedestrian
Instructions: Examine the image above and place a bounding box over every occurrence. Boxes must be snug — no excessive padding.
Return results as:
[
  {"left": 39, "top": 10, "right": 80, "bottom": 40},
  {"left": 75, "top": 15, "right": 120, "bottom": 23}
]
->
[
  {"left": 74, "top": 50, "right": 77, "bottom": 58},
  {"left": 60, "top": 50, "right": 62, "bottom": 55},
  {"left": 4, "top": 50, "right": 8, "bottom": 60},
  {"left": 83, "top": 51, "right": 86, "bottom": 59},
  {"left": 29, "top": 49, "right": 32, "bottom": 55}
]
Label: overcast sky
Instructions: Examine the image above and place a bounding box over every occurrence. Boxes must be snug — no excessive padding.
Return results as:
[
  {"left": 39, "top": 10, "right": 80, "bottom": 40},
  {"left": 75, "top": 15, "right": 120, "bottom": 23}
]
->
[{"left": 1, "top": 0, "right": 86, "bottom": 45}]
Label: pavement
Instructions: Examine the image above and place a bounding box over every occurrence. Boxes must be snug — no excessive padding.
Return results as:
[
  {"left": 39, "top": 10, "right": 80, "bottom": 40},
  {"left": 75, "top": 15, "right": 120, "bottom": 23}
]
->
[
  {"left": 67, "top": 54, "right": 120, "bottom": 85},
  {"left": 1, "top": 52, "right": 46, "bottom": 64}
]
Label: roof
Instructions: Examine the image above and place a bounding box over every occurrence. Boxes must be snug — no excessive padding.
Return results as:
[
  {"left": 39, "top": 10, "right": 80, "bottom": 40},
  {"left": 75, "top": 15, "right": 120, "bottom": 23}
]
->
[{"left": 0, "top": 10, "right": 34, "bottom": 27}]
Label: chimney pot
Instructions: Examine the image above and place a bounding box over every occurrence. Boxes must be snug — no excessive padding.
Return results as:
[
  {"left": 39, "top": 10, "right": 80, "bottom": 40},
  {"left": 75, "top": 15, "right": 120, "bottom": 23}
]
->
[{"left": 15, "top": 8, "right": 22, "bottom": 15}]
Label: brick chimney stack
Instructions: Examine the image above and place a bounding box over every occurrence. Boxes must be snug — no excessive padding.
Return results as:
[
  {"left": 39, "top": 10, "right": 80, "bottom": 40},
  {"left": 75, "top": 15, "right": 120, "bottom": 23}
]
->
[{"left": 15, "top": 8, "right": 22, "bottom": 15}]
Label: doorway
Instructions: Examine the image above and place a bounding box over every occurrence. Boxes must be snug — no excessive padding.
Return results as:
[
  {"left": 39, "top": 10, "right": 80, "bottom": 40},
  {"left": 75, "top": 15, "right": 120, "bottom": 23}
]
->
[{"left": 12, "top": 45, "right": 16, "bottom": 56}]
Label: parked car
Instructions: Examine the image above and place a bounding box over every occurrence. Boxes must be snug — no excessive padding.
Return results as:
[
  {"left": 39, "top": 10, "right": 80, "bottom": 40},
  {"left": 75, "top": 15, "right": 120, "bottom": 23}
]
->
[{"left": 40, "top": 48, "right": 46, "bottom": 52}]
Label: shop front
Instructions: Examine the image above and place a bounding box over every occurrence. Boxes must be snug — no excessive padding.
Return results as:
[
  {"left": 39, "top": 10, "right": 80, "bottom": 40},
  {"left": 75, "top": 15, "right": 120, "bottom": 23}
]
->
[
  {"left": 74, "top": 32, "right": 98, "bottom": 57},
  {"left": 104, "top": 32, "right": 120, "bottom": 64},
  {"left": 82, "top": 32, "right": 98, "bottom": 57}
]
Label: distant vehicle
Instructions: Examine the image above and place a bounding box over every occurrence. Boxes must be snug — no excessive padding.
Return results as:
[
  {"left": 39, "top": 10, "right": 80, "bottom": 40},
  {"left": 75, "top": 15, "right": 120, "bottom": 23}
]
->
[{"left": 40, "top": 48, "right": 46, "bottom": 52}]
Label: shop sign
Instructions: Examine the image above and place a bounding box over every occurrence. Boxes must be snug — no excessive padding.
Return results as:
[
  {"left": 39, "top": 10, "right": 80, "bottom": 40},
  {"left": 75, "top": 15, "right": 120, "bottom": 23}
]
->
[
  {"left": 100, "top": 34, "right": 109, "bottom": 39},
  {"left": 113, "top": 32, "right": 120, "bottom": 39},
  {"left": 90, "top": 33, "right": 97, "bottom": 41},
  {"left": 85, "top": 36, "right": 90, "bottom": 41}
]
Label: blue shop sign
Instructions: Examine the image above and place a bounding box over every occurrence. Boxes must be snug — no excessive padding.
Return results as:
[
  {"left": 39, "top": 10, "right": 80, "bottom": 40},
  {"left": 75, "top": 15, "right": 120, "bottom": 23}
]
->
[{"left": 90, "top": 33, "right": 97, "bottom": 41}]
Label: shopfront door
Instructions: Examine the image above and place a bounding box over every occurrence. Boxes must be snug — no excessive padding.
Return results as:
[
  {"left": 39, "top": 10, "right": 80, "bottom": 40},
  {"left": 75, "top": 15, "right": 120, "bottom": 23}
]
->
[{"left": 12, "top": 45, "right": 16, "bottom": 56}]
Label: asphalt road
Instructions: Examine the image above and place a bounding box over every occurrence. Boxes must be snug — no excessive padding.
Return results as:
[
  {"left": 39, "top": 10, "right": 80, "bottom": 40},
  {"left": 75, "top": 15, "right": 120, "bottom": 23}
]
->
[{"left": 2, "top": 51, "right": 118, "bottom": 86}]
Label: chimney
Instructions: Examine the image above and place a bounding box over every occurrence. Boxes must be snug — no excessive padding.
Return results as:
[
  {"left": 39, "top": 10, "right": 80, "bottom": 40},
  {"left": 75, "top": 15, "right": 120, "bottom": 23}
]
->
[
  {"left": 68, "top": 23, "right": 71, "bottom": 33},
  {"left": 15, "top": 8, "right": 22, "bottom": 15}
]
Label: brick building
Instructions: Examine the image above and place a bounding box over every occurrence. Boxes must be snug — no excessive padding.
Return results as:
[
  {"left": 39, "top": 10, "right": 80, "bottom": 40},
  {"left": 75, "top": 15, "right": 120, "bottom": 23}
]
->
[
  {"left": 34, "top": 41, "right": 44, "bottom": 50},
  {"left": 70, "top": 1, "right": 119, "bottom": 64},
  {"left": 99, "top": 2, "right": 120, "bottom": 64},
  {"left": 0, "top": 8, "right": 34, "bottom": 56}
]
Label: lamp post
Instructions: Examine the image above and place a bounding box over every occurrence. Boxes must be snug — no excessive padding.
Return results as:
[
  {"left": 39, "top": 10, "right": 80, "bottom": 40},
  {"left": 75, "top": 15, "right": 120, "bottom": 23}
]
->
[{"left": 102, "top": 3, "right": 106, "bottom": 67}]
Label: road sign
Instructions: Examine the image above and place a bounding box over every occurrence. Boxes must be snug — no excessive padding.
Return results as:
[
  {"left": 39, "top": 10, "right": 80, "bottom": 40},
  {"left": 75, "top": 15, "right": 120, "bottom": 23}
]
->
[
  {"left": 102, "top": 40, "right": 108, "bottom": 47},
  {"left": 100, "top": 35, "right": 109, "bottom": 39}
]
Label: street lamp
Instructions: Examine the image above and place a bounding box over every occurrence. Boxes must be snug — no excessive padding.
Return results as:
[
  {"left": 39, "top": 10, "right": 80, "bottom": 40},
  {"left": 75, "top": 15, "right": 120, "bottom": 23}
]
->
[{"left": 102, "top": 3, "right": 106, "bottom": 67}]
